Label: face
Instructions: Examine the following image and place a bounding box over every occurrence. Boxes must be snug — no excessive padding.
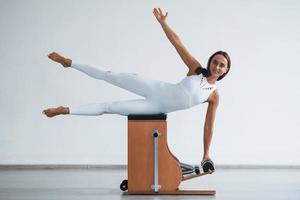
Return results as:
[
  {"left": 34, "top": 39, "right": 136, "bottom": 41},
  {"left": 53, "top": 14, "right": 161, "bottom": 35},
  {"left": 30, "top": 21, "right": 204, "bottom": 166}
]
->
[{"left": 209, "top": 54, "right": 228, "bottom": 78}]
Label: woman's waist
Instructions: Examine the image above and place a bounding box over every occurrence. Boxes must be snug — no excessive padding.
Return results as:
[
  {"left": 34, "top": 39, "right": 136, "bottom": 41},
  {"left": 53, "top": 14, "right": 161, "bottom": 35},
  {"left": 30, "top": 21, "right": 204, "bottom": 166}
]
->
[
  {"left": 149, "top": 84, "right": 192, "bottom": 109},
  {"left": 176, "top": 83, "right": 213, "bottom": 105},
  {"left": 176, "top": 83, "right": 192, "bottom": 99},
  {"left": 165, "top": 84, "right": 192, "bottom": 108}
]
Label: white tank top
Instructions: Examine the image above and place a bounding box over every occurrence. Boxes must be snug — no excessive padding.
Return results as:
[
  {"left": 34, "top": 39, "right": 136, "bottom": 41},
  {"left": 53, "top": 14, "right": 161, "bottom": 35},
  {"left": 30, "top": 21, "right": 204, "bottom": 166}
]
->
[{"left": 176, "top": 73, "right": 217, "bottom": 107}]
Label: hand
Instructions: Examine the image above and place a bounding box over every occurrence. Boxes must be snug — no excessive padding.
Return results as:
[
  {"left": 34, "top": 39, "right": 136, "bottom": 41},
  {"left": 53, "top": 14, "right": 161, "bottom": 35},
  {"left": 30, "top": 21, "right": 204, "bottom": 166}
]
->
[{"left": 153, "top": 7, "right": 168, "bottom": 24}]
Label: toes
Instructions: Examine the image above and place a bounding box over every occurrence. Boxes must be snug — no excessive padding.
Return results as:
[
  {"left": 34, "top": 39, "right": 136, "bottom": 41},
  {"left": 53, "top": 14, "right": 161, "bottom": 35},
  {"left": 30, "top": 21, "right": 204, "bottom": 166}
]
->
[
  {"left": 48, "top": 53, "right": 53, "bottom": 59},
  {"left": 42, "top": 109, "right": 51, "bottom": 117},
  {"left": 48, "top": 52, "right": 57, "bottom": 58},
  {"left": 42, "top": 110, "right": 49, "bottom": 116}
]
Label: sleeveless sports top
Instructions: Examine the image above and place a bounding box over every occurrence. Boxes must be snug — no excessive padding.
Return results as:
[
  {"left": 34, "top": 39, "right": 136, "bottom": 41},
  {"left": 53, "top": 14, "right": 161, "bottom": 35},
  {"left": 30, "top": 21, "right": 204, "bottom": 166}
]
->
[{"left": 176, "top": 73, "right": 217, "bottom": 107}]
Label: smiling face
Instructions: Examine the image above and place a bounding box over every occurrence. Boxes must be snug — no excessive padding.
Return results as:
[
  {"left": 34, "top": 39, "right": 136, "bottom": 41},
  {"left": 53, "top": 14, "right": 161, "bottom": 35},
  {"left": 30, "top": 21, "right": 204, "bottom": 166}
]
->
[{"left": 208, "top": 54, "right": 229, "bottom": 79}]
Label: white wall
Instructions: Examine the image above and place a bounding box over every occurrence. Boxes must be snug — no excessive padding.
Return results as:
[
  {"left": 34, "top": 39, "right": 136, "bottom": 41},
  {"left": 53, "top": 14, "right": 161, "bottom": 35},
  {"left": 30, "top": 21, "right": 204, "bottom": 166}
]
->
[{"left": 0, "top": 0, "right": 299, "bottom": 165}]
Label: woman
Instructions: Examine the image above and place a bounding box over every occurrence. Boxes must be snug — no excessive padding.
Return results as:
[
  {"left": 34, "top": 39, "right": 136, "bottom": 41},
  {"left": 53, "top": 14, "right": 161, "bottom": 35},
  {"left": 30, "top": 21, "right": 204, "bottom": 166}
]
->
[{"left": 43, "top": 8, "right": 231, "bottom": 171}]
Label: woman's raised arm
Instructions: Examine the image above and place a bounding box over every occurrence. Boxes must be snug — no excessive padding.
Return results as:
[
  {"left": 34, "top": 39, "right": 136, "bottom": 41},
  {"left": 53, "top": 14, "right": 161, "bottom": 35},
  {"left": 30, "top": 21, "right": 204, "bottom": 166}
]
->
[{"left": 153, "top": 8, "right": 203, "bottom": 73}]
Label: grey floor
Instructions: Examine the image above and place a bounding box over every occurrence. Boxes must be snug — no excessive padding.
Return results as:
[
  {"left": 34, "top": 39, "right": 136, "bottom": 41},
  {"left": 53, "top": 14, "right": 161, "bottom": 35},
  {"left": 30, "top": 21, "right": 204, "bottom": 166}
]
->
[{"left": 0, "top": 167, "right": 299, "bottom": 200}]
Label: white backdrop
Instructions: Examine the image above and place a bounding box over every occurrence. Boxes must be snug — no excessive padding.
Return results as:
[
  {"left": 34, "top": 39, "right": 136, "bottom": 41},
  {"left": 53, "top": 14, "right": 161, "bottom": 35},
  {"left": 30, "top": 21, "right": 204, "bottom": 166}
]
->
[{"left": 0, "top": 0, "right": 299, "bottom": 165}]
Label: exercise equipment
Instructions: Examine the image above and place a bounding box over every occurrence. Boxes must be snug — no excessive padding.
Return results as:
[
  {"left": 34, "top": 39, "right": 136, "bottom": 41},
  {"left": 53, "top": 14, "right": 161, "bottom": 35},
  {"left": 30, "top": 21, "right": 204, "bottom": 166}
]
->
[{"left": 120, "top": 114, "right": 215, "bottom": 195}]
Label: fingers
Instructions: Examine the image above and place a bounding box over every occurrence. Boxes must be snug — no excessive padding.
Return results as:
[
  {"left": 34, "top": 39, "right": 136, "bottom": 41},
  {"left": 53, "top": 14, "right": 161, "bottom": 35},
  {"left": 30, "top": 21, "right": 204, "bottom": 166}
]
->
[
  {"left": 153, "top": 7, "right": 167, "bottom": 17},
  {"left": 153, "top": 8, "right": 158, "bottom": 18},
  {"left": 158, "top": 8, "right": 162, "bottom": 14},
  {"left": 158, "top": 8, "right": 166, "bottom": 15},
  {"left": 153, "top": 8, "right": 160, "bottom": 15},
  {"left": 158, "top": 8, "right": 166, "bottom": 16}
]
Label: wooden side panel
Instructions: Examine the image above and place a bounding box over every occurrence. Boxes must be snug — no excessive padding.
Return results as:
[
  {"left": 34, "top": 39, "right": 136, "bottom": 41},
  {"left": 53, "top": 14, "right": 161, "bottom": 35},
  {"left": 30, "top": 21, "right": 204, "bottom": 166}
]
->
[{"left": 128, "top": 120, "right": 182, "bottom": 193}]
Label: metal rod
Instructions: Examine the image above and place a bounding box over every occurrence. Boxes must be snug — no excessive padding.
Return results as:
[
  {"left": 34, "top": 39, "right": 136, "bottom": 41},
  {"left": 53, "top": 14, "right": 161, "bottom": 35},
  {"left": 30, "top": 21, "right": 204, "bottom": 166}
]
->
[{"left": 152, "top": 130, "right": 161, "bottom": 192}]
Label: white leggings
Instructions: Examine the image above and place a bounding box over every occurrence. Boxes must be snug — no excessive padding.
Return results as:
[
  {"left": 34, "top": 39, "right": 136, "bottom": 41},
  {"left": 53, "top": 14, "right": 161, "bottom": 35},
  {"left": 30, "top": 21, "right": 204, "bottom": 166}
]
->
[{"left": 69, "top": 62, "right": 189, "bottom": 116}]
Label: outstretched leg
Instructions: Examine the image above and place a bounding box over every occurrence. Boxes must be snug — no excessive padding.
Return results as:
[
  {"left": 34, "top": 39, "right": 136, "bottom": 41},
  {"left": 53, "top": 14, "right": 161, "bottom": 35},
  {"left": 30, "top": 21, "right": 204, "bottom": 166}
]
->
[
  {"left": 47, "top": 52, "right": 171, "bottom": 98},
  {"left": 70, "top": 62, "right": 166, "bottom": 98},
  {"left": 43, "top": 99, "right": 162, "bottom": 117}
]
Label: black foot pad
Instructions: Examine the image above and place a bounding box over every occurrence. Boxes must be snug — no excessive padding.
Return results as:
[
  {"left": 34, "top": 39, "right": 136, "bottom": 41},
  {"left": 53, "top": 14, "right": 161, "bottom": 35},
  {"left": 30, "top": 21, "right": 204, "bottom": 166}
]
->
[{"left": 202, "top": 160, "right": 215, "bottom": 173}]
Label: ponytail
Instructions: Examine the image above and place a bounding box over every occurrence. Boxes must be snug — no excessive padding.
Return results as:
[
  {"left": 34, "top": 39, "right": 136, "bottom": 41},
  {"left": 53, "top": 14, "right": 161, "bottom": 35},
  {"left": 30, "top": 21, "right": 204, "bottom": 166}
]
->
[{"left": 195, "top": 67, "right": 209, "bottom": 77}]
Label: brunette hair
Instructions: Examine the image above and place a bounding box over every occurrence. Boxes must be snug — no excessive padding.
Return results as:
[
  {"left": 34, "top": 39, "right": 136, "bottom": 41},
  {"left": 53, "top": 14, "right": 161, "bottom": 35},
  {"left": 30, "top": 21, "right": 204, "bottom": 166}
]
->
[{"left": 195, "top": 51, "right": 231, "bottom": 81}]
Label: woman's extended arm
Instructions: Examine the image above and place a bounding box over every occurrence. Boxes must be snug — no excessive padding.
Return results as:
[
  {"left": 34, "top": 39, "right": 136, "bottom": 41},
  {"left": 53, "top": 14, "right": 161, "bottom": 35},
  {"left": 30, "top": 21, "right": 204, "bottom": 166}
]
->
[
  {"left": 153, "top": 8, "right": 203, "bottom": 73},
  {"left": 202, "top": 91, "right": 219, "bottom": 161}
]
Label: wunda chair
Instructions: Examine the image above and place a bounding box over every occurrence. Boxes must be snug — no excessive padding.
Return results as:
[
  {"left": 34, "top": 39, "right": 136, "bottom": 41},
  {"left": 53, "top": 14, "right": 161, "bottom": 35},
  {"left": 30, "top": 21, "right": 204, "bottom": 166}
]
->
[{"left": 120, "top": 113, "right": 215, "bottom": 195}]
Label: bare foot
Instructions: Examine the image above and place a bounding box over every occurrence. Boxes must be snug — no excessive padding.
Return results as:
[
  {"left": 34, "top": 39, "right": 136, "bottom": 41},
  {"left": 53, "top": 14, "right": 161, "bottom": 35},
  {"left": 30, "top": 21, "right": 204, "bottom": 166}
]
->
[
  {"left": 43, "top": 106, "right": 69, "bottom": 118},
  {"left": 48, "top": 52, "right": 72, "bottom": 68}
]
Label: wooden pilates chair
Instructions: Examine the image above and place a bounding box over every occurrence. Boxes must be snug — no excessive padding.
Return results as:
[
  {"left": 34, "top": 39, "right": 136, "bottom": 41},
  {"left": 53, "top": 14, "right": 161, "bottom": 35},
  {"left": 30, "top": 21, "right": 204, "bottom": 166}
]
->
[{"left": 120, "top": 114, "right": 216, "bottom": 195}]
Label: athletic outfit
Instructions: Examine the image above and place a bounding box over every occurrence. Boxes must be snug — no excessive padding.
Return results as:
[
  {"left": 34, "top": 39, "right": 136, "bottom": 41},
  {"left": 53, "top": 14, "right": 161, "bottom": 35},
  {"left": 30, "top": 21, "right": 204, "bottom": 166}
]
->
[{"left": 69, "top": 62, "right": 217, "bottom": 116}]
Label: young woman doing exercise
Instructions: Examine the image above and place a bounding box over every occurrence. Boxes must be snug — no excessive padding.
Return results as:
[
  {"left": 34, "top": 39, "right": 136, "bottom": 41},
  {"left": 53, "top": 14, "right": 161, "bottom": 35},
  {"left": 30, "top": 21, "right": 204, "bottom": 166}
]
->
[{"left": 43, "top": 8, "right": 231, "bottom": 170}]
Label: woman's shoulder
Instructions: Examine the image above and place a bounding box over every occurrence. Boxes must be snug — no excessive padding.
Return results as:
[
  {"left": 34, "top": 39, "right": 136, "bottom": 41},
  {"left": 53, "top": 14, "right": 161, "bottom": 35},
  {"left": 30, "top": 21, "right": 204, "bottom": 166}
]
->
[{"left": 207, "top": 89, "right": 219, "bottom": 105}]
